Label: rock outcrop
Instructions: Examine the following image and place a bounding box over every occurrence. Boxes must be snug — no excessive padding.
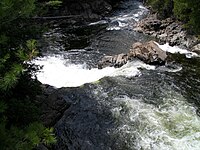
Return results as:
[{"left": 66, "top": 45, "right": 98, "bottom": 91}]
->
[
  {"left": 98, "top": 41, "right": 168, "bottom": 69},
  {"left": 134, "top": 14, "right": 199, "bottom": 48}
]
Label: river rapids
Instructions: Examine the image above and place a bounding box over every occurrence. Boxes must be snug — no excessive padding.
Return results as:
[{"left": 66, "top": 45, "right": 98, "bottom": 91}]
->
[{"left": 33, "top": 0, "right": 200, "bottom": 149}]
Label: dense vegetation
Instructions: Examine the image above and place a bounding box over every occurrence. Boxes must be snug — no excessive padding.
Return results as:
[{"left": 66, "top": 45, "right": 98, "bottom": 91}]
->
[
  {"left": 0, "top": 0, "right": 59, "bottom": 149},
  {"left": 147, "top": 0, "right": 200, "bottom": 34}
]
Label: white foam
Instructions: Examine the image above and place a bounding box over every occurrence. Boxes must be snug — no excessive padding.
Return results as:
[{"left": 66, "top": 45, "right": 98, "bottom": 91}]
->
[
  {"left": 107, "top": 26, "right": 121, "bottom": 31},
  {"left": 112, "top": 93, "right": 200, "bottom": 150},
  {"left": 31, "top": 55, "right": 155, "bottom": 88},
  {"left": 157, "top": 65, "right": 182, "bottom": 72},
  {"left": 156, "top": 42, "right": 198, "bottom": 58},
  {"left": 139, "top": 5, "right": 148, "bottom": 9},
  {"left": 106, "top": 4, "right": 149, "bottom": 31},
  {"left": 89, "top": 20, "right": 108, "bottom": 26}
]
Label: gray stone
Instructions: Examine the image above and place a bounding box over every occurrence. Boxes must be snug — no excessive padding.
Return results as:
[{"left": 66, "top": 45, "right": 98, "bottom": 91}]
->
[
  {"left": 191, "top": 43, "right": 200, "bottom": 54},
  {"left": 130, "top": 41, "right": 167, "bottom": 64}
]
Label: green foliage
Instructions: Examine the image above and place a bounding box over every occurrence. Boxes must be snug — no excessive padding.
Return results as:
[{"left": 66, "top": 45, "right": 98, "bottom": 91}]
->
[
  {"left": 0, "top": 0, "right": 35, "bottom": 26},
  {"left": 173, "top": 0, "right": 200, "bottom": 34},
  {"left": 46, "top": 0, "right": 62, "bottom": 7},
  {"left": 35, "top": 0, "right": 63, "bottom": 16},
  {"left": 147, "top": 0, "right": 200, "bottom": 34},
  {"left": 0, "top": 121, "right": 56, "bottom": 150},
  {"left": 0, "top": 0, "right": 56, "bottom": 149},
  {"left": 147, "top": 0, "right": 173, "bottom": 18}
]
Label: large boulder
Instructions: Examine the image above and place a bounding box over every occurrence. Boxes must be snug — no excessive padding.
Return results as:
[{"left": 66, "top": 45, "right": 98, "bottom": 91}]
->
[
  {"left": 130, "top": 41, "right": 167, "bottom": 65},
  {"left": 98, "top": 41, "right": 168, "bottom": 69}
]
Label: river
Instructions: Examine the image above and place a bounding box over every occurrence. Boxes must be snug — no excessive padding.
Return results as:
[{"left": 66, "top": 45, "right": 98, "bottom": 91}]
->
[{"left": 33, "top": 0, "right": 200, "bottom": 149}]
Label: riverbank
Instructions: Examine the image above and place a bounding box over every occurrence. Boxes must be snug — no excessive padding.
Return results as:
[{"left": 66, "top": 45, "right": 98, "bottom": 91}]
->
[
  {"left": 134, "top": 14, "right": 200, "bottom": 49},
  {"left": 133, "top": 4, "right": 200, "bottom": 54}
]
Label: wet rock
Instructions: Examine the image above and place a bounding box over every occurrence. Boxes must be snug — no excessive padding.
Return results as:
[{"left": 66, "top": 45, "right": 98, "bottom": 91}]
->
[
  {"left": 130, "top": 41, "right": 167, "bottom": 65},
  {"left": 143, "top": 19, "right": 162, "bottom": 31},
  {"left": 98, "top": 41, "right": 167, "bottom": 69},
  {"left": 98, "top": 54, "right": 129, "bottom": 69},
  {"left": 39, "top": 85, "right": 73, "bottom": 126},
  {"left": 134, "top": 14, "right": 199, "bottom": 49},
  {"left": 191, "top": 43, "right": 200, "bottom": 54},
  {"left": 169, "top": 35, "right": 179, "bottom": 46}
]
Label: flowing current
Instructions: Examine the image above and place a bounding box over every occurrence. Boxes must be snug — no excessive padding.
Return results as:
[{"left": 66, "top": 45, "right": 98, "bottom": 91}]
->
[{"left": 34, "top": 0, "right": 200, "bottom": 149}]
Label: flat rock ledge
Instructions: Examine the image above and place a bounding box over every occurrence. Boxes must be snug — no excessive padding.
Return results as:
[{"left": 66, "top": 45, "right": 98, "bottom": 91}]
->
[
  {"left": 133, "top": 14, "right": 200, "bottom": 49},
  {"left": 98, "top": 40, "right": 168, "bottom": 69}
]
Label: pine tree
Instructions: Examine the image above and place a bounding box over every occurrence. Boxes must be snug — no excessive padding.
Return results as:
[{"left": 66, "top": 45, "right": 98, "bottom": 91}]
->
[{"left": 0, "top": 0, "right": 56, "bottom": 149}]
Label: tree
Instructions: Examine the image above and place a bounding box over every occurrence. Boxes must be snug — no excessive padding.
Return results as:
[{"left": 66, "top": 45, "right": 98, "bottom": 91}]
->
[
  {"left": 173, "top": 0, "right": 200, "bottom": 34},
  {"left": 0, "top": 0, "right": 56, "bottom": 149},
  {"left": 147, "top": 0, "right": 200, "bottom": 34}
]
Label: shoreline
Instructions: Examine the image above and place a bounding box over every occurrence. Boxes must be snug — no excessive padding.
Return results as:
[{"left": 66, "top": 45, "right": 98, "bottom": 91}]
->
[{"left": 133, "top": 13, "right": 200, "bottom": 53}]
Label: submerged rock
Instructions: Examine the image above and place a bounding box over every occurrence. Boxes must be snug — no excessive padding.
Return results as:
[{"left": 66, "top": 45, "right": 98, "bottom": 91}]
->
[{"left": 98, "top": 41, "right": 167, "bottom": 69}]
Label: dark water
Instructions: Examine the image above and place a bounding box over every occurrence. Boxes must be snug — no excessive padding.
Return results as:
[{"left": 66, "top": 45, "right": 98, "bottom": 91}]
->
[{"left": 35, "top": 0, "right": 200, "bottom": 149}]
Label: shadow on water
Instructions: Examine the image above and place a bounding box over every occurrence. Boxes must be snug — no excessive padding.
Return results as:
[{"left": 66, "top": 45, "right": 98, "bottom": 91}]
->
[
  {"left": 168, "top": 54, "right": 200, "bottom": 112},
  {"left": 54, "top": 78, "right": 140, "bottom": 150}
]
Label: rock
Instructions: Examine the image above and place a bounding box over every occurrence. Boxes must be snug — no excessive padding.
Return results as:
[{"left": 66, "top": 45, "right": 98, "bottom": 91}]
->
[
  {"left": 98, "top": 54, "right": 129, "bottom": 69},
  {"left": 97, "top": 56, "right": 113, "bottom": 69},
  {"left": 39, "top": 85, "right": 73, "bottom": 126},
  {"left": 169, "top": 35, "right": 179, "bottom": 46},
  {"left": 115, "top": 53, "right": 128, "bottom": 67},
  {"left": 158, "top": 33, "right": 167, "bottom": 41},
  {"left": 130, "top": 41, "right": 167, "bottom": 65},
  {"left": 159, "top": 33, "right": 167, "bottom": 38},
  {"left": 98, "top": 41, "right": 168, "bottom": 69},
  {"left": 166, "top": 22, "right": 178, "bottom": 32},
  {"left": 133, "top": 27, "right": 143, "bottom": 33},
  {"left": 133, "top": 14, "right": 199, "bottom": 49},
  {"left": 145, "top": 19, "right": 162, "bottom": 31},
  {"left": 191, "top": 43, "right": 200, "bottom": 54}
]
